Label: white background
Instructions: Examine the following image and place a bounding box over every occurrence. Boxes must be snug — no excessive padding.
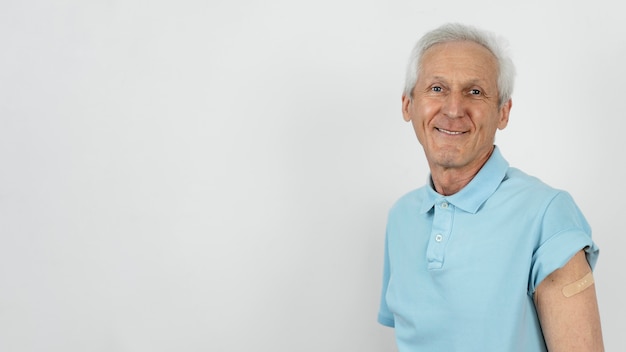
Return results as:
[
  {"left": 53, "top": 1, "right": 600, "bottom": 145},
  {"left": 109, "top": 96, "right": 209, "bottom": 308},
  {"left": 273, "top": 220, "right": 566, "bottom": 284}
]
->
[{"left": 1, "top": 1, "right": 624, "bottom": 351}]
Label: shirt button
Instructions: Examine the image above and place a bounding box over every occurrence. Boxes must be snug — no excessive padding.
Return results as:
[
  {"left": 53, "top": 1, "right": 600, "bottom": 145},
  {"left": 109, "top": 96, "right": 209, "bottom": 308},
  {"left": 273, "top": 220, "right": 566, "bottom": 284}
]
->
[
  {"left": 435, "top": 234, "right": 443, "bottom": 242},
  {"left": 441, "top": 202, "right": 449, "bottom": 209}
]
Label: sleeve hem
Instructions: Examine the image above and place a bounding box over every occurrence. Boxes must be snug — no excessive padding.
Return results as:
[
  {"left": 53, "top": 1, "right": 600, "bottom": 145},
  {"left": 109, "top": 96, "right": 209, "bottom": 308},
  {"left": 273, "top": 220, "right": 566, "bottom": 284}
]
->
[
  {"left": 529, "top": 228, "right": 598, "bottom": 295},
  {"left": 377, "top": 313, "right": 395, "bottom": 327}
]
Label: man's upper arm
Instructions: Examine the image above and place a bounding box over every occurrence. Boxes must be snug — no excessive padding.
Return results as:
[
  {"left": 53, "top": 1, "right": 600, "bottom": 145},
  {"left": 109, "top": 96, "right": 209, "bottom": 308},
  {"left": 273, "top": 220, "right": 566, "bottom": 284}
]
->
[{"left": 534, "top": 250, "right": 604, "bottom": 351}]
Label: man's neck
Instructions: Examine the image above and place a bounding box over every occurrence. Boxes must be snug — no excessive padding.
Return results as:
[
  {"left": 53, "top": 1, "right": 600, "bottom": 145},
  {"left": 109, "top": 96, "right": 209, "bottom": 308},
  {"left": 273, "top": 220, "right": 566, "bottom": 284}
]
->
[{"left": 429, "top": 147, "right": 494, "bottom": 196}]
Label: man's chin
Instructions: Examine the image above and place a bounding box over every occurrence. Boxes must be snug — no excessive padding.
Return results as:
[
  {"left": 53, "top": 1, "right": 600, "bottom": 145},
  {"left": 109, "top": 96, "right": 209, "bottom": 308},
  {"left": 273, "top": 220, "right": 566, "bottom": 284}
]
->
[
  {"left": 427, "top": 157, "right": 465, "bottom": 170},
  {"left": 426, "top": 149, "right": 465, "bottom": 168}
]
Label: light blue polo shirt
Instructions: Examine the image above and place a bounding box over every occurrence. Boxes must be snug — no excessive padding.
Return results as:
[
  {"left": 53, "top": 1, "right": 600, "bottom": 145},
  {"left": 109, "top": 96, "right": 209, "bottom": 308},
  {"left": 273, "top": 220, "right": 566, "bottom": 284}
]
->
[{"left": 378, "top": 146, "right": 599, "bottom": 351}]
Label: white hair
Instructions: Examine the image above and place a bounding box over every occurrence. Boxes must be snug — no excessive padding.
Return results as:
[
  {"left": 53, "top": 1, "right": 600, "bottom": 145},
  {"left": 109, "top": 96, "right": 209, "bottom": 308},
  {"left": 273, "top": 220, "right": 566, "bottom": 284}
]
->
[{"left": 404, "top": 23, "right": 516, "bottom": 107}]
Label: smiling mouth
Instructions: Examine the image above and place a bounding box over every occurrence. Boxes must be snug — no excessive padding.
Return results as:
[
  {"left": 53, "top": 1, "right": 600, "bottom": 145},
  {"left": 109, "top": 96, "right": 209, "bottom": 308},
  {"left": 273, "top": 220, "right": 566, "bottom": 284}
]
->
[{"left": 436, "top": 127, "right": 466, "bottom": 135}]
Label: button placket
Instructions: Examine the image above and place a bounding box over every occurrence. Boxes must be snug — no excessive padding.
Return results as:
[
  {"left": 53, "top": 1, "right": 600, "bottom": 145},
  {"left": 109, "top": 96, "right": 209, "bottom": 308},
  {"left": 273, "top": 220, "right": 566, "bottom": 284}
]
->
[{"left": 426, "top": 199, "right": 454, "bottom": 270}]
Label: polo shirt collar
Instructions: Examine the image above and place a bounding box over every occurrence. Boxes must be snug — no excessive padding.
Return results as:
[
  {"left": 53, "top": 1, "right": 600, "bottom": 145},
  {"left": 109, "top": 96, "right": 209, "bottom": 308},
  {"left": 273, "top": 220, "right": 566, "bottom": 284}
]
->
[{"left": 420, "top": 146, "right": 509, "bottom": 214}]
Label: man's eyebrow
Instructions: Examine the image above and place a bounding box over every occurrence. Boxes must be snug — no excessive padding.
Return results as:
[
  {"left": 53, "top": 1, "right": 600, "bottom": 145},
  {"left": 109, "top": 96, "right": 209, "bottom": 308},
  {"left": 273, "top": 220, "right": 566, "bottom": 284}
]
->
[
  {"left": 420, "top": 76, "right": 449, "bottom": 85},
  {"left": 427, "top": 76, "right": 489, "bottom": 86},
  {"left": 466, "top": 78, "right": 488, "bottom": 86}
]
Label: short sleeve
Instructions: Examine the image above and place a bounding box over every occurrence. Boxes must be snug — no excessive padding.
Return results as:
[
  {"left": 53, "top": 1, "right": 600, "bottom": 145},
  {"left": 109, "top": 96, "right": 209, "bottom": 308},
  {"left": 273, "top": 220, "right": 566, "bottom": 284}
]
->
[
  {"left": 529, "top": 191, "right": 599, "bottom": 295},
  {"left": 378, "top": 231, "right": 395, "bottom": 327}
]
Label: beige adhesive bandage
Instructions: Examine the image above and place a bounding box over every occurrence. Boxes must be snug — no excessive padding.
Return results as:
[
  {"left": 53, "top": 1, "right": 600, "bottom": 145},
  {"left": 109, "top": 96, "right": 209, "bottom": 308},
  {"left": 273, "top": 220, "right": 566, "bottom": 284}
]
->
[{"left": 562, "top": 272, "right": 594, "bottom": 298}]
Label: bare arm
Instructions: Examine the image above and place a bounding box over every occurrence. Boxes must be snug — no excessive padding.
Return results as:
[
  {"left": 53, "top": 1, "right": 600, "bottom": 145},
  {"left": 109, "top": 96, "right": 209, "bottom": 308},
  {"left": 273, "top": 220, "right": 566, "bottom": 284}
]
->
[{"left": 534, "top": 250, "right": 604, "bottom": 351}]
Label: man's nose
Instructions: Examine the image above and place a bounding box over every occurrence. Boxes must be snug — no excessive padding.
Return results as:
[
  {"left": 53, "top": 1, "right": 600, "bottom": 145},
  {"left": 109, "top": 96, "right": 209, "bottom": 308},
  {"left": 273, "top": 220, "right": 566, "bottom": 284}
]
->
[{"left": 443, "top": 92, "right": 464, "bottom": 118}]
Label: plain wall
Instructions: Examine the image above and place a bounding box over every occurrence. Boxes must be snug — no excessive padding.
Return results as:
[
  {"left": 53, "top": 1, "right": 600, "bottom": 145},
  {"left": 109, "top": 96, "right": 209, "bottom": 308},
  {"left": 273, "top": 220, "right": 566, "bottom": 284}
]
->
[{"left": 1, "top": 1, "right": 624, "bottom": 351}]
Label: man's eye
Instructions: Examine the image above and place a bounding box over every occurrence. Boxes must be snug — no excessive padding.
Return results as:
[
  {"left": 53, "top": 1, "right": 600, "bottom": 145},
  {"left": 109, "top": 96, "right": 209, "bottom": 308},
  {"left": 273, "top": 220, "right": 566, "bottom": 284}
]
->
[
  {"left": 432, "top": 86, "right": 442, "bottom": 92},
  {"left": 470, "top": 89, "right": 481, "bottom": 95}
]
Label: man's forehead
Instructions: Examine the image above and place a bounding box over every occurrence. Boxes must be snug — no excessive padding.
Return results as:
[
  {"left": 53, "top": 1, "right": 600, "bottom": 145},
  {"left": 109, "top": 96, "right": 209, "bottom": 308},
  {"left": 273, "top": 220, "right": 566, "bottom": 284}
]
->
[
  {"left": 421, "top": 41, "right": 496, "bottom": 65},
  {"left": 419, "top": 42, "right": 498, "bottom": 85}
]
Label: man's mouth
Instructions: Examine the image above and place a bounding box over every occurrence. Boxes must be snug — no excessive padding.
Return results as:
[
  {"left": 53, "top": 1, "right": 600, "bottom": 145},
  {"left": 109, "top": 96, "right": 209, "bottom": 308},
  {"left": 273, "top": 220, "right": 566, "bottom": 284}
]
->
[{"left": 436, "top": 127, "right": 466, "bottom": 135}]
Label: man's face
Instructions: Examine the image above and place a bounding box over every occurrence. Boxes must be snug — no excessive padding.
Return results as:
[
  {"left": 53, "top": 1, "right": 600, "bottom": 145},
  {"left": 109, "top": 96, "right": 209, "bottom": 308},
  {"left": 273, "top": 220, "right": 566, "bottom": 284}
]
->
[{"left": 402, "top": 41, "right": 511, "bottom": 173}]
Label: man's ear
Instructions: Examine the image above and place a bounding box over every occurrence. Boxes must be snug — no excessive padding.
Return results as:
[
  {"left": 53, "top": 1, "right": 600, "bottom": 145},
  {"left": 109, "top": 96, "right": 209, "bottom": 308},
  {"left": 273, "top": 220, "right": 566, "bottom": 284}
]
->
[
  {"left": 497, "top": 99, "right": 512, "bottom": 130},
  {"left": 402, "top": 95, "right": 412, "bottom": 122}
]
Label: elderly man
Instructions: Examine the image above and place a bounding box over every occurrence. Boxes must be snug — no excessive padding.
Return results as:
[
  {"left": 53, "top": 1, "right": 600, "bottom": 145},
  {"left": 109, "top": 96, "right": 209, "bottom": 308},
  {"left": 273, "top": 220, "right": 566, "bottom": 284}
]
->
[{"left": 378, "top": 23, "right": 604, "bottom": 351}]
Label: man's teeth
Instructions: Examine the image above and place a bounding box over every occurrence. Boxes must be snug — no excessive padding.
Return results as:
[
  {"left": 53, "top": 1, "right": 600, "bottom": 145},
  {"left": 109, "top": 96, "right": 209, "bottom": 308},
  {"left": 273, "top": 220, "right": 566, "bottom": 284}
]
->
[{"left": 438, "top": 128, "right": 464, "bottom": 135}]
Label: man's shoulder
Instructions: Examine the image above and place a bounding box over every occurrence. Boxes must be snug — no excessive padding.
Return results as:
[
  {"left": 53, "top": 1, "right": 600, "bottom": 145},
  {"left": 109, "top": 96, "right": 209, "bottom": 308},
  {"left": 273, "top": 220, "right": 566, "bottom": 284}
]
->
[
  {"left": 503, "top": 167, "right": 561, "bottom": 196},
  {"left": 497, "top": 167, "right": 578, "bottom": 213}
]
